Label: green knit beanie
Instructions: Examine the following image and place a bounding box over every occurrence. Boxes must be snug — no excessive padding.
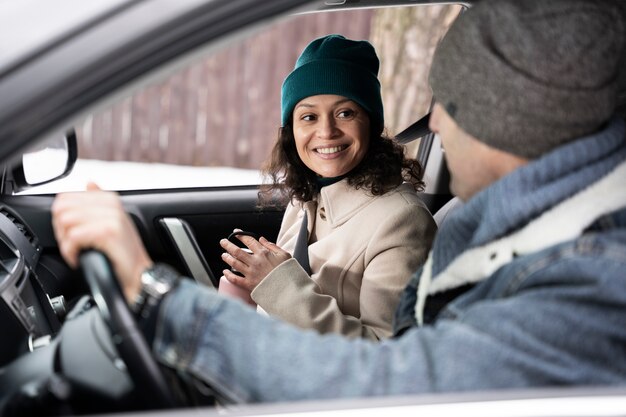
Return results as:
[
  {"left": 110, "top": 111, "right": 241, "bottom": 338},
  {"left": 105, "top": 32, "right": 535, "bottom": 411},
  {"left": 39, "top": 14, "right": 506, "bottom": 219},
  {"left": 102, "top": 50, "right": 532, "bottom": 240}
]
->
[{"left": 281, "top": 34, "right": 384, "bottom": 134}]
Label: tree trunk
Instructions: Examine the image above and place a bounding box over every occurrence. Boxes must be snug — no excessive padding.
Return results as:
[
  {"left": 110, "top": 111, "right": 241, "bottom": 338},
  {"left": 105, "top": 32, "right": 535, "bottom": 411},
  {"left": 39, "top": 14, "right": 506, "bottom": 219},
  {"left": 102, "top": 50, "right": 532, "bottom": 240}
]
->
[{"left": 371, "top": 5, "right": 461, "bottom": 149}]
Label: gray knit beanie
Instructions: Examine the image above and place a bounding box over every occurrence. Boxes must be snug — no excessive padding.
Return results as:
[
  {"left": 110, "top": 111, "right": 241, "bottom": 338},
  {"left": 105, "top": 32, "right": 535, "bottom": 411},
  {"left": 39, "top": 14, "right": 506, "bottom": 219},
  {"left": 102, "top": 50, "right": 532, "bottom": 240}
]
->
[{"left": 430, "top": 0, "right": 625, "bottom": 159}]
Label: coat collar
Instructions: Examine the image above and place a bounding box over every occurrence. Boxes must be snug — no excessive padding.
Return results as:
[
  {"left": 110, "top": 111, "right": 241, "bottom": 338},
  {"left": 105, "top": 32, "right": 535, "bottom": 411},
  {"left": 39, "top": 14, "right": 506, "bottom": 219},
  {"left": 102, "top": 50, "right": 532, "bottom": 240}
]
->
[
  {"left": 414, "top": 158, "right": 626, "bottom": 325},
  {"left": 301, "top": 179, "right": 379, "bottom": 228},
  {"left": 432, "top": 117, "right": 626, "bottom": 276}
]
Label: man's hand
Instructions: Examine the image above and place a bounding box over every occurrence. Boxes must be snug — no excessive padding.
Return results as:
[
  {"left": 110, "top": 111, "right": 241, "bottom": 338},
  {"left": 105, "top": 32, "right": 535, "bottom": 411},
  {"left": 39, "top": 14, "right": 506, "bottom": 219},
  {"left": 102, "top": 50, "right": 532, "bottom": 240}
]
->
[{"left": 51, "top": 182, "right": 153, "bottom": 303}]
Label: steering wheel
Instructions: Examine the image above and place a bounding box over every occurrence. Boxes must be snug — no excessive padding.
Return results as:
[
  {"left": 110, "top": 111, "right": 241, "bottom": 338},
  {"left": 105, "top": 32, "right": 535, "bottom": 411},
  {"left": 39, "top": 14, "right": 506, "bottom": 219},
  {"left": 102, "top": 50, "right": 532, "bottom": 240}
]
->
[{"left": 79, "top": 250, "right": 177, "bottom": 409}]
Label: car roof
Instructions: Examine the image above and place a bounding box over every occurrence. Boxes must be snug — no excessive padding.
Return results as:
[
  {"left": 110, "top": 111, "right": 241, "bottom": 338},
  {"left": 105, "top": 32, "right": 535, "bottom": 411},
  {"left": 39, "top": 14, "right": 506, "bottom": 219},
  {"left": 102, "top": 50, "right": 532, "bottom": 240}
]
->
[{"left": 0, "top": 0, "right": 133, "bottom": 77}]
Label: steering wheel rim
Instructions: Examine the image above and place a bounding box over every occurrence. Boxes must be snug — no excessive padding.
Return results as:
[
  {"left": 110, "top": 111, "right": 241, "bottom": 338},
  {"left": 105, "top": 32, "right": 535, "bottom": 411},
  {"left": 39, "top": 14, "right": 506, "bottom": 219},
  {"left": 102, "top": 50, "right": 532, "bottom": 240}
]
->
[{"left": 79, "top": 250, "right": 177, "bottom": 409}]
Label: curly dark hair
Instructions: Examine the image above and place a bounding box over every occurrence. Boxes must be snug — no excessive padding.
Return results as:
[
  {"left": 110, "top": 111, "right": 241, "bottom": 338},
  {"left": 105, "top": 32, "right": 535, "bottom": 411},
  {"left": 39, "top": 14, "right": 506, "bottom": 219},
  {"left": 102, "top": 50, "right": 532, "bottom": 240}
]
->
[{"left": 259, "top": 123, "right": 425, "bottom": 206}]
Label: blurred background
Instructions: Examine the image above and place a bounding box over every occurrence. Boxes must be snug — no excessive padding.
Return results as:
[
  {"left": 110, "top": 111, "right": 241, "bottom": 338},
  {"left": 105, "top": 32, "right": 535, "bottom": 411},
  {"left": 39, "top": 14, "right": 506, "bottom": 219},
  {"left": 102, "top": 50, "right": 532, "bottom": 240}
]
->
[{"left": 75, "top": 5, "right": 460, "bottom": 174}]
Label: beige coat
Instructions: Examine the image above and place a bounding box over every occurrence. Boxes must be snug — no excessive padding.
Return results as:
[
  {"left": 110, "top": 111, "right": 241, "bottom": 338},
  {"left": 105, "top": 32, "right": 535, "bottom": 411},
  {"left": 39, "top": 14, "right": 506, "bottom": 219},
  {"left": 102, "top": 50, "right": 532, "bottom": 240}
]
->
[{"left": 251, "top": 179, "right": 436, "bottom": 339}]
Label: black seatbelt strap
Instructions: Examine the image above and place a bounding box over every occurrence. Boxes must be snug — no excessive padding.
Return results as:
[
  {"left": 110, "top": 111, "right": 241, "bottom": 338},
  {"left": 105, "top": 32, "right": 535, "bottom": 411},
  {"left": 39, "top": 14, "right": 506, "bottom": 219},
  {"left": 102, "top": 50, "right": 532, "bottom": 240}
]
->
[{"left": 292, "top": 210, "right": 311, "bottom": 274}]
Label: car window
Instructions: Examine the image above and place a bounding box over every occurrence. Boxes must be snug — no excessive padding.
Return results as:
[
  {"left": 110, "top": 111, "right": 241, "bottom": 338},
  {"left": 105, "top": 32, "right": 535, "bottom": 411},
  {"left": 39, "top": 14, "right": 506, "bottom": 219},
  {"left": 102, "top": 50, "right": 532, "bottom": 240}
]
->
[{"left": 24, "top": 5, "right": 460, "bottom": 194}]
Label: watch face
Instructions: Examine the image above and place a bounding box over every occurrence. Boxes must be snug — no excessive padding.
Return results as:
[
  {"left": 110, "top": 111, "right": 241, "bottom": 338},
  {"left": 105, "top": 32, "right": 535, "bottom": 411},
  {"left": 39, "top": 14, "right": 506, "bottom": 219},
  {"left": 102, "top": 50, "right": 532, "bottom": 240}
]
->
[
  {"left": 134, "top": 264, "right": 180, "bottom": 317},
  {"left": 142, "top": 264, "right": 180, "bottom": 296}
]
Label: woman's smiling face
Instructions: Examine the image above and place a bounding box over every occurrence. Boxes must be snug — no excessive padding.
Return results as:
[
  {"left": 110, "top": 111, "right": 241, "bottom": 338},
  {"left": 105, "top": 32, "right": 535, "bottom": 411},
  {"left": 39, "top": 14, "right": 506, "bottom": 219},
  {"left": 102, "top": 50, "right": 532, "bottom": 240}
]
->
[{"left": 292, "top": 94, "right": 370, "bottom": 178}]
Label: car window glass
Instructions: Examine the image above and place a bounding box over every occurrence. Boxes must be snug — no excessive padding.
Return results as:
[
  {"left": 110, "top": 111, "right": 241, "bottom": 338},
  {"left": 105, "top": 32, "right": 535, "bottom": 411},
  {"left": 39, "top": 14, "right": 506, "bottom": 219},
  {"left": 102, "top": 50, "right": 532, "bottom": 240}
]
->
[{"left": 23, "top": 5, "right": 460, "bottom": 194}]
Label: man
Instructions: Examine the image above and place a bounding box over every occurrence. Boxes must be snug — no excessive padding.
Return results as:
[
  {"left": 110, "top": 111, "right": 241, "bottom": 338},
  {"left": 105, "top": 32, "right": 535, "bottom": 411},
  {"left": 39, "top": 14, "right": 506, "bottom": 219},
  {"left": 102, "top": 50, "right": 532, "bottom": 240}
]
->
[{"left": 52, "top": 0, "right": 626, "bottom": 403}]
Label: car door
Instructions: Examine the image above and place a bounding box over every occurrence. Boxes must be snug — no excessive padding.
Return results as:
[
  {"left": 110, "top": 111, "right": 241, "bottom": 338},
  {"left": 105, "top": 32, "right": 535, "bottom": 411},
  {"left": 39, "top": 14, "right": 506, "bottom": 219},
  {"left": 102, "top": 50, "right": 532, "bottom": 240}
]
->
[{"left": 3, "top": 186, "right": 283, "bottom": 290}]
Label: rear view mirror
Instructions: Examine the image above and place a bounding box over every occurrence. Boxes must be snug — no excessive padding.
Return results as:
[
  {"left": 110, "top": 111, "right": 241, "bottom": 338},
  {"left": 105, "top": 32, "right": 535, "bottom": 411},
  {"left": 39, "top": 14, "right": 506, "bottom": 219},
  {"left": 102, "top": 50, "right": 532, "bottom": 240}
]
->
[{"left": 11, "top": 130, "right": 78, "bottom": 191}]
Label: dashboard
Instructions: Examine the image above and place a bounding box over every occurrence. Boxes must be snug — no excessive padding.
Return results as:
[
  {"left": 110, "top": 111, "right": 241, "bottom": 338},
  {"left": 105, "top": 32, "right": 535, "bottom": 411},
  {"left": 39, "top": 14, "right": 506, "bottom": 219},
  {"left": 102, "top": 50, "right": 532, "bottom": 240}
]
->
[
  {"left": 0, "top": 205, "right": 63, "bottom": 367},
  {"left": 0, "top": 203, "right": 142, "bottom": 415}
]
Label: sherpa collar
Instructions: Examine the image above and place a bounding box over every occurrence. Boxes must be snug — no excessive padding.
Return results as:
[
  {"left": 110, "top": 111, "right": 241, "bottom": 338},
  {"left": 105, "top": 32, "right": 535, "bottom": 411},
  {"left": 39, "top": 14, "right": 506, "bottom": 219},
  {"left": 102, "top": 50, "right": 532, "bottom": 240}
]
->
[
  {"left": 432, "top": 117, "right": 626, "bottom": 277},
  {"left": 415, "top": 117, "right": 626, "bottom": 324}
]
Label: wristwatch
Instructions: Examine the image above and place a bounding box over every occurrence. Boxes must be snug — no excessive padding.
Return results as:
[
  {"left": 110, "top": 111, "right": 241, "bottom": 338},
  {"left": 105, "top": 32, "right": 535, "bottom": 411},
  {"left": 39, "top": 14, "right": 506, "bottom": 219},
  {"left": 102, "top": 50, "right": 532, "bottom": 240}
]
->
[{"left": 131, "top": 263, "right": 180, "bottom": 319}]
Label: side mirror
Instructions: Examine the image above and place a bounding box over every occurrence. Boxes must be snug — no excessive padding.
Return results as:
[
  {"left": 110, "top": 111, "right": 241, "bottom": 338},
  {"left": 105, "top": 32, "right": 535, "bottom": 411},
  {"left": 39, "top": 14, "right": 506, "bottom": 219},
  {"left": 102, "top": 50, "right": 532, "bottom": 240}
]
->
[{"left": 11, "top": 130, "right": 78, "bottom": 192}]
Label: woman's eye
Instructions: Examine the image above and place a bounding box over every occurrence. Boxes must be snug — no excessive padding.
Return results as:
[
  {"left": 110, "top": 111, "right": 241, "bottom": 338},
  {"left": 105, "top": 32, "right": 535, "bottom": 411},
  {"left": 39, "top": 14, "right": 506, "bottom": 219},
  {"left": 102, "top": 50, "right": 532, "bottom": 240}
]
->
[
  {"left": 337, "top": 109, "right": 356, "bottom": 119},
  {"left": 301, "top": 114, "right": 316, "bottom": 121}
]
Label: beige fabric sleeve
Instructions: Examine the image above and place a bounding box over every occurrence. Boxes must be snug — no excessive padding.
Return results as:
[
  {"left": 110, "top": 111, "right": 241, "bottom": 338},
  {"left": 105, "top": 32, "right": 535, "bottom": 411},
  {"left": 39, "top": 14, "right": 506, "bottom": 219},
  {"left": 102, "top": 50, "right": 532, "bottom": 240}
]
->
[{"left": 251, "top": 205, "right": 436, "bottom": 340}]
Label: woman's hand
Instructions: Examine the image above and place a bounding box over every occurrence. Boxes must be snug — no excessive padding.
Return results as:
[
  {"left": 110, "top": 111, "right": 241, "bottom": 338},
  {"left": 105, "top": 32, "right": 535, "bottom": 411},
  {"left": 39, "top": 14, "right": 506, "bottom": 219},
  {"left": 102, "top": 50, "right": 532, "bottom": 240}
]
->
[
  {"left": 51, "top": 182, "right": 152, "bottom": 303},
  {"left": 220, "top": 233, "right": 291, "bottom": 292}
]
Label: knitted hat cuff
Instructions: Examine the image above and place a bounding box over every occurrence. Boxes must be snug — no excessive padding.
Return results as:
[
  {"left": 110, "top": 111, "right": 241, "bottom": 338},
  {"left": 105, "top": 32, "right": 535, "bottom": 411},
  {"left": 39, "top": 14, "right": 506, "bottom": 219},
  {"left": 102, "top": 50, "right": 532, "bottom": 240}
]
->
[{"left": 281, "top": 59, "right": 383, "bottom": 131}]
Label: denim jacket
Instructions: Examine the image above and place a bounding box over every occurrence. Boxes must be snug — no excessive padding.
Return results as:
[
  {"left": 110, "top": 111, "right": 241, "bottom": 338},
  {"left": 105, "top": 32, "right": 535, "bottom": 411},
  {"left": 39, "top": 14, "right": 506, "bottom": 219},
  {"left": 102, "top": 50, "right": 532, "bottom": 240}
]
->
[{"left": 153, "top": 118, "right": 626, "bottom": 403}]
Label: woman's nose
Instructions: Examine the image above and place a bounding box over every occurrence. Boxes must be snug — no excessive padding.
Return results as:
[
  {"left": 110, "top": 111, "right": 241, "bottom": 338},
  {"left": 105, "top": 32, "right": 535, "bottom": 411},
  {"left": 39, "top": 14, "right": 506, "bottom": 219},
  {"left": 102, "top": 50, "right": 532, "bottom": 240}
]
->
[{"left": 316, "top": 117, "right": 338, "bottom": 139}]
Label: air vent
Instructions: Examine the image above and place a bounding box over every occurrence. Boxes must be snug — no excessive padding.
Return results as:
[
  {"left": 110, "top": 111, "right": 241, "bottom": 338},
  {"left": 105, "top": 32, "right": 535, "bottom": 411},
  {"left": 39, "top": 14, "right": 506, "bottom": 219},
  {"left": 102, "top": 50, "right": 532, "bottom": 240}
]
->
[
  {"left": 0, "top": 207, "right": 39, "bottom": 251},
  {"left": 0, "top": 237, "right": 16, "bottom": 284}
]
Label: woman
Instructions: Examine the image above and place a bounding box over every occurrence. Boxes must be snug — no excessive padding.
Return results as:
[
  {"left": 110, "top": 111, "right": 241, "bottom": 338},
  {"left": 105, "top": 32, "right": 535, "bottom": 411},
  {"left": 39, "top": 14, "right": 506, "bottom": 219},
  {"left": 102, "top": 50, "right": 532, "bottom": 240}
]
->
[{"left": 219, "top": 34, "right": 436, "bottom": 340}]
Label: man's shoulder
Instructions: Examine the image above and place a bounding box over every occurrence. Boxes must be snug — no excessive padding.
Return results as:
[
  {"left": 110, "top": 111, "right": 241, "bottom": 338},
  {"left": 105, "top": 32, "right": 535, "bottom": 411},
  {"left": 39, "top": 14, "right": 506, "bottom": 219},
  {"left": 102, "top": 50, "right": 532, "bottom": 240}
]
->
[
  {"left": 575, "top": 206, "right": 626, "bottom": 261},
  {"left": 498, "top": 210, "right": 626, "bottom": 290}
]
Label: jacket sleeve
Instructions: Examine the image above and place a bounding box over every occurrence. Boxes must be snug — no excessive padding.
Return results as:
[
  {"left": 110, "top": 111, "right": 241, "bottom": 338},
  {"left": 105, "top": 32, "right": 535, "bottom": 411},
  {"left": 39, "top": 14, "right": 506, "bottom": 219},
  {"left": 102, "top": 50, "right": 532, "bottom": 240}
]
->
[
  {"left": 250, "top": 204, "right": 437, "bottom": 339},
  {"left": 154, "top": 245, "right": 626, "bottom": 404}
]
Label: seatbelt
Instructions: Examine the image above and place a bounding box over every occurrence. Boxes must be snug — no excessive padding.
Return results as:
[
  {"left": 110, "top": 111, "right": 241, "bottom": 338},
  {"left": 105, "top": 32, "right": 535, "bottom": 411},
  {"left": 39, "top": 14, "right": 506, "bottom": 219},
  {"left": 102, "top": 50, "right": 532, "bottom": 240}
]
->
[
  {"left": 292, "top": 210, "right": 311, "bottom": 274},
  {"left": 395, "top": 112, "right": 431, "bottom": 145}
]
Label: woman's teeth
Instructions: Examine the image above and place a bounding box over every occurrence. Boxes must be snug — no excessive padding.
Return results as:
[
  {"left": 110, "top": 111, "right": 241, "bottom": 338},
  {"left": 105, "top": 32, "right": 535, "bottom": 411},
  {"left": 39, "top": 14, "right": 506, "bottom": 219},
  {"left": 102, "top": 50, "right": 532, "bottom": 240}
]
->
[{"left": 316, "top": 145, "right": 346, "bottom": 154}]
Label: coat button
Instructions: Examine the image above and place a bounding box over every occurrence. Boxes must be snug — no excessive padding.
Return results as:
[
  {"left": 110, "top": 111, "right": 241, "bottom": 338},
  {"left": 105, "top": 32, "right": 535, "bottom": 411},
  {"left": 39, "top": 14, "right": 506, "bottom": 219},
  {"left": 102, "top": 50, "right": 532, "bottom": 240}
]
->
[{"left": 319, "top": 207, "right": 326, "bottom": 220}]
